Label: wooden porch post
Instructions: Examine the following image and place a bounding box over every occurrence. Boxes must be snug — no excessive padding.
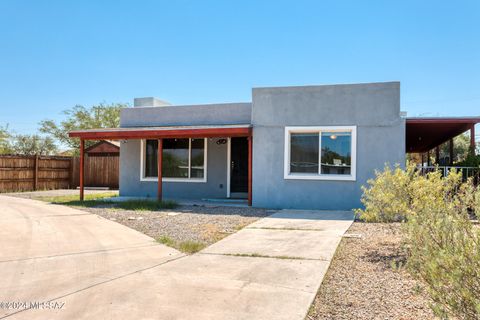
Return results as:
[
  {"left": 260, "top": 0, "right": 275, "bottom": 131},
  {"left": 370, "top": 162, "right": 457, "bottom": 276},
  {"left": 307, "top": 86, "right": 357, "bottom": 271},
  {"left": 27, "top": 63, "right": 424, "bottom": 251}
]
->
[
  {"left": 421, "top": 153, "right": 425, "bottom": 166},
  {"left": 435, "top": 146, "right": 440, "bottom": 165},
  {"left": 157, "top": 139, "right": 163, "bottom": 201},
  {"left": 471, "top": 125, "right": 476, "bottom": 155},
  {"left": 248, "top": 135, "right": 252, "bottom": 206},
  {"left": 449, "top": 139, "right": 454, "bottom": 165},
  {"left": 427, "top": 150, "right": 431, "bottom": 166},
  {"left": 79, "top": 139, "right": 85, "bottom": 201}
]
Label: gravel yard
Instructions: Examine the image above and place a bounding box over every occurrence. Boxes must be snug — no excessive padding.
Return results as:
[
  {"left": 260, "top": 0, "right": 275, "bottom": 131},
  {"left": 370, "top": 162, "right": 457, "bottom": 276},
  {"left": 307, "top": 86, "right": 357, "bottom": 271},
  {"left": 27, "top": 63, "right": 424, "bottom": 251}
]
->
[
  {"left": 81, "top": 205, "right": 269, "bottom": 248},
  {"left": 308, "top": 223, "right": 435, "bottom": 320}
]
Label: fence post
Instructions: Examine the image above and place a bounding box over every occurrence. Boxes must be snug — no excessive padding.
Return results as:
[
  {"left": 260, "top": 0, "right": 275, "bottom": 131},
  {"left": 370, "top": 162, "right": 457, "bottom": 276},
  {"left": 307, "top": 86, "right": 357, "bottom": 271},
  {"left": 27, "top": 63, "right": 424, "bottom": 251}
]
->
[
  {"left": 33, "top": 154, "right": 39, "bottom": 191},
  {"left": 69, "top": 157, "right": 74, "bottom": 189}
]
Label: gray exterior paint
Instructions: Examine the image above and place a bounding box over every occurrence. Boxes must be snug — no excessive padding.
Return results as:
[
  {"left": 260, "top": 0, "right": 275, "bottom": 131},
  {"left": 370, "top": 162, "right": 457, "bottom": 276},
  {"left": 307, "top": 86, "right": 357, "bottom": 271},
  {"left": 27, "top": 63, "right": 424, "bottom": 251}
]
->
[
  {"left": 251, "top": 82, "right": 405, "bottom": 210},
  {"left": 120, "top": 103, "right": 252, "bottom": 127},
  {"left": 119, "top": 82, "right": 405, "bottom": 210}
]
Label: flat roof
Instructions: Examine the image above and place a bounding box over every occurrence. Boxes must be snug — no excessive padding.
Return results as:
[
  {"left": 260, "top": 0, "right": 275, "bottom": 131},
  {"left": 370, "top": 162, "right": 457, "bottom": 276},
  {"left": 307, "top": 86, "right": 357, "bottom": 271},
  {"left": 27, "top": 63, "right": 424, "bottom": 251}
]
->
[
  {"left": 69, "top": 124, "right": 252, "bottom": 140},
  {"left": 406, "top": 116, "right": 480, "bottom": 124}
]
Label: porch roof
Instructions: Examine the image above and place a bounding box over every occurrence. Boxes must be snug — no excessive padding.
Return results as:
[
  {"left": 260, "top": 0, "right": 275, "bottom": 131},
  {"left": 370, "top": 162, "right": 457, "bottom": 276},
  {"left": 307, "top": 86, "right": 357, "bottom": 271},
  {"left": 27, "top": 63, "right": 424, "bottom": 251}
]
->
[
  {"left": 406, "top": 117, "right": 480, "bottom": 153},
  {"left": 69, "top": 124, "right": 252, "bottom": 140}
]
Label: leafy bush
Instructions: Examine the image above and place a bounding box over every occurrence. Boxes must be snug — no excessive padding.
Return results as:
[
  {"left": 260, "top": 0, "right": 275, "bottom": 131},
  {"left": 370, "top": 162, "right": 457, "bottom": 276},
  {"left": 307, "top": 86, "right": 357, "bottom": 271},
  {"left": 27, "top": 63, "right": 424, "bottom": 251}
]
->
[{"left": 355, "top": 164, "right": 417, "bottom": 222}]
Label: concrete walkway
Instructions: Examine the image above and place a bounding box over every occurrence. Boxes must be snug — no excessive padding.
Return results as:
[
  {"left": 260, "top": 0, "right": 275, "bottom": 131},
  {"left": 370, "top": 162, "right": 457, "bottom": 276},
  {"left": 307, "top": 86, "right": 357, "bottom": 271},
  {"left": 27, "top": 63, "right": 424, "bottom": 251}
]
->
[{"left": 0, "top": 196, "right": 353, "bottom": 320}]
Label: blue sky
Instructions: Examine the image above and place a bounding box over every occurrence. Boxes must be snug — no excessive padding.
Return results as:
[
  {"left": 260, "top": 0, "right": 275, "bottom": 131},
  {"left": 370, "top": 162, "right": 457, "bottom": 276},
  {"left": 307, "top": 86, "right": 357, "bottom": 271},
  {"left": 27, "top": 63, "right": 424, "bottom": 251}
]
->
[{"left": 0, "top": 0, "right": 479, "bottom": 135}]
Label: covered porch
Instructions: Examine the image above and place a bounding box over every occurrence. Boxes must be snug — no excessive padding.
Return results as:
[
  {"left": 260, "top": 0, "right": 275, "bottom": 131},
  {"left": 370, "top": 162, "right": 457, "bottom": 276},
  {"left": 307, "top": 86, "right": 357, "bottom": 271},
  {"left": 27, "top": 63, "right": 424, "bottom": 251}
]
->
[
  {"left": 69, "top": 125, "right": 253, "bottom": 205},
  {"left": 406, "top": 117, "right": 480, "bottom": 179}
]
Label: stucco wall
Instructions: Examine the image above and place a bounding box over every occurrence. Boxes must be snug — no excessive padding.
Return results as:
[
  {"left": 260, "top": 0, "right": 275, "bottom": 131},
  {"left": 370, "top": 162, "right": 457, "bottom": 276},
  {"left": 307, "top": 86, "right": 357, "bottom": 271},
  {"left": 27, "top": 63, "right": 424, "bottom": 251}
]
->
[
  {"left": 251, "top": 82, "right": 405, "bottom": 210},
  {"left": 119, "top": 138, "right": 229, "bottom": 199},
  {"left": 120, "top": 103, "right": 252, "bottom": 127}
]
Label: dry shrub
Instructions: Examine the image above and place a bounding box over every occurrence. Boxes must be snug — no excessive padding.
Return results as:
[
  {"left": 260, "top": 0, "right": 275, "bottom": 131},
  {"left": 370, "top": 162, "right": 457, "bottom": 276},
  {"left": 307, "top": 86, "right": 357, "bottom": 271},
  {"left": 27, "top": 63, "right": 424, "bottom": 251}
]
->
[
  {"left": 357, "top": 166, "right": 480, "bottom": 319},
  {"left": 355, "top": 164, "right": 417, "bottom": 222}
]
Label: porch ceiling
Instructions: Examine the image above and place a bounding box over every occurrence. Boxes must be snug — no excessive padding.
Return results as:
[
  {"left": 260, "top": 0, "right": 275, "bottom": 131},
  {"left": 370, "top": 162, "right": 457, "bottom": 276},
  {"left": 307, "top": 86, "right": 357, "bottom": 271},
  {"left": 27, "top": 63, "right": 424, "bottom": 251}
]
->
[
  {"left": 406, "top": 117, "right": 480, "bottom": 153},
  {"left": 69, "top": 124, "right": 252, "bottom": 140}
]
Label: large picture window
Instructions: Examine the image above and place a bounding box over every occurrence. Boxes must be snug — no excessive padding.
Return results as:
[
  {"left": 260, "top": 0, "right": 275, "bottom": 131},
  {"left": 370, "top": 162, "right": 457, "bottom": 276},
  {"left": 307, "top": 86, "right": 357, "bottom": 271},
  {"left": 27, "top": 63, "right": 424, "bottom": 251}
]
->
[
  {"left": 284, "top": 126, "right": 356, "bottom": 181},
  {"left": 142, "top": 138, "right": 207, "bottom": 182}
]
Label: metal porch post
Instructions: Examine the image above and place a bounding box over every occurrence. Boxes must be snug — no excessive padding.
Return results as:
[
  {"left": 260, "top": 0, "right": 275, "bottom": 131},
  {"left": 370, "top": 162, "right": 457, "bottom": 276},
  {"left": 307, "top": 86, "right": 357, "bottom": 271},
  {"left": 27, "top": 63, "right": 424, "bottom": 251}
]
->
[
  {"left": 449, "top": 139, "right": 454, "bottom": 165},
  {"left": 471, "top": 125, "right": 476, "bottom": 155}
]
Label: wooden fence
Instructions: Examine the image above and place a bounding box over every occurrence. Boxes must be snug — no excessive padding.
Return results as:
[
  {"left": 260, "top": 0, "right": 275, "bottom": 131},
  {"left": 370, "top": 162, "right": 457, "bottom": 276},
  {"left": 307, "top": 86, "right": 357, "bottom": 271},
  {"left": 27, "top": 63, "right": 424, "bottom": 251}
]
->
[
  {"left": 71, "top": 155, "right": 119, "bottom": 189},
  {"left": 0, "top": 154, "right": 119, "bottom": 193}
]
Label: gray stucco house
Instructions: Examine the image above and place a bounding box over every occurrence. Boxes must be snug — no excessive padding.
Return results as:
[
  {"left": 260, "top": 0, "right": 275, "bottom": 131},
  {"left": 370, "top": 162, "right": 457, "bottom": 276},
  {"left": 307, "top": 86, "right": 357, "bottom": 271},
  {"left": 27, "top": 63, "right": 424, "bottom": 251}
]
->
[{"left": 69, "top": 81, "right": 478, "bottom": 210}]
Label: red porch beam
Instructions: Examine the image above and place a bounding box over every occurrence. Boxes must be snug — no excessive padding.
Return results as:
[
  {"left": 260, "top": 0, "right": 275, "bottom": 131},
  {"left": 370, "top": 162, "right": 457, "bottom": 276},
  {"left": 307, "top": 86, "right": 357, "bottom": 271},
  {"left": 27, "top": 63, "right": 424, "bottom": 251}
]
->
[
  {"left": 69, "top": 127, "right": 252, "bottom": 140},
  {"left": 248, "top": 135, "right": 252, "bottom": 206},
  {"left": 157, "top": 139, "right": 163, "bottom": 202},
  {"left": 79, "top": 139, "right": 85, "bottom": 201}
]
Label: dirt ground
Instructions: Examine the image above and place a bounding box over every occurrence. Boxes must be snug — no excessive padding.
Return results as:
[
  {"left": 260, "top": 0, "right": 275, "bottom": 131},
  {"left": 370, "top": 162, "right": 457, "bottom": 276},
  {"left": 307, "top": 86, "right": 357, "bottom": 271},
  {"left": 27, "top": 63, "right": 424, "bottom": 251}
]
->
[{"left": 308, "top": 222, "right": 436, "bottom": 320}]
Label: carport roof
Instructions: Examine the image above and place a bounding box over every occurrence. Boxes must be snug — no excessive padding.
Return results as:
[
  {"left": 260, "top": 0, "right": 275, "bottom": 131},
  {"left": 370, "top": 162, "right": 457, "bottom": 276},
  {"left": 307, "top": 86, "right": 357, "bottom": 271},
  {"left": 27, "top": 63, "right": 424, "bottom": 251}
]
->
[{"left": 406, "top": 117, "right": 480, "bottom": 153}]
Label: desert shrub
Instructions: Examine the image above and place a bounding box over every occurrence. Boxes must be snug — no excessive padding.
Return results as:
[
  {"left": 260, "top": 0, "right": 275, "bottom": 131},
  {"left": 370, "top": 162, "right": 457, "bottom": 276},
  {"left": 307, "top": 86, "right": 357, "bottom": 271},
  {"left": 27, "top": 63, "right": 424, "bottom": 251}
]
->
[
  {"left": 475, "top": 186, "right": 480, "bottom": 220},
  {"left": 358, "top": 165, "right": 480, "bottom": 318},
  {"left": 404, "top": 191, "right": 480, "bottom": 319},
  {"left": 355, "top": 164, "right": 417, "bottom": 222}
]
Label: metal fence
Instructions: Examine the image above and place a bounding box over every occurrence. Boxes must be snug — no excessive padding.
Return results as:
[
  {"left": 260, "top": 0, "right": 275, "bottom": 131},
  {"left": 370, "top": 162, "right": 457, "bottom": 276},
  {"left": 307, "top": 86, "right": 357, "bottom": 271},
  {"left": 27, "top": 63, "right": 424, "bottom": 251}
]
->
[{"left": 418, "top": 166, "right": 480, "bottom": 182}]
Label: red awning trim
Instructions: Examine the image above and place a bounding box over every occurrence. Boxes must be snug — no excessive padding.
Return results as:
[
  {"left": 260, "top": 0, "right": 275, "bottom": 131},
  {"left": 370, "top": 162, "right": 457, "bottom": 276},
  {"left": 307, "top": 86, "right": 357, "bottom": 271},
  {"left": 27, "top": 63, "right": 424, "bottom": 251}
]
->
[
  {"left": 69, "top": 125, "right": 252, "bottom": 140},
  {"left": 406, "top": 117, "right": 480, "bottom": 124}
]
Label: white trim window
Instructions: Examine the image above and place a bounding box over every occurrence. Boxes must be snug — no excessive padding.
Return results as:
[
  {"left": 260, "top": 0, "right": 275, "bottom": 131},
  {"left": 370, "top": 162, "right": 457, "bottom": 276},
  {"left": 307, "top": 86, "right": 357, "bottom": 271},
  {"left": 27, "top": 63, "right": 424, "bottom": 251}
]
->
[
  {"left": 284, "top": 126, "right": 357, "bottom": 181},
  {"left": 140, "top": 138, "right": 208, "bottom": 183}
]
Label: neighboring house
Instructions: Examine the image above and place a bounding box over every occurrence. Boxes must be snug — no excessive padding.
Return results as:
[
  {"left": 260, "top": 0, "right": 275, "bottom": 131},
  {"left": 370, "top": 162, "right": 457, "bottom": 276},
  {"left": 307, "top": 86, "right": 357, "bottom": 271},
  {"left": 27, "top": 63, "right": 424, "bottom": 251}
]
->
[
  {"left": 85, "top": 140, "right": 120, "bottom": 157},
  {"left": 69, "top": 82, "right": 479, "bottom": 210}
]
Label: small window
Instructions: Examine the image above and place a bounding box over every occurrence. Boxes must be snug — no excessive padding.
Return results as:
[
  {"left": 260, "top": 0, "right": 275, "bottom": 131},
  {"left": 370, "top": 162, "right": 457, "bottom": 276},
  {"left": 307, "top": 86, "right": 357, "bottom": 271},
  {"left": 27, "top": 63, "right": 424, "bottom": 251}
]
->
[
  {"left": 284, "top": 126, "right": 356, "bottom": 181},
  {"left": 142, "top": 138, "right": 207, "bottom": 182}
]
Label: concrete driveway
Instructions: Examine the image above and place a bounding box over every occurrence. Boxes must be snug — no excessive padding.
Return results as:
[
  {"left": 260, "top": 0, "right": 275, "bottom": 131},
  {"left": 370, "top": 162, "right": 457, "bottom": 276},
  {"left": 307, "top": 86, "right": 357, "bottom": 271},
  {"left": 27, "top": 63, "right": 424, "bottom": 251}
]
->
[{"left": 0, "top": 195, "right": 353, "bottom": 320}]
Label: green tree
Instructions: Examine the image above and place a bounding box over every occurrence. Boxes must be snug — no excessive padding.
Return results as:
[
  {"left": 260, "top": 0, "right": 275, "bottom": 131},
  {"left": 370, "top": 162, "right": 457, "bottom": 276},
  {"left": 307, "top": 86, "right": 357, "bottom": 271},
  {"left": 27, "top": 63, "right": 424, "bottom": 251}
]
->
[
  {"left": 39, "top": 103, "right": 128, "bottom": 152},
  {"left": 10, "top": 134, "right": 58, "bottom": 155},
  {"left": 439, "top": 133, "right": 471, "bottom": 164},
  {"left": 0, "top": 125, "right": 12, "bottom": 154}
]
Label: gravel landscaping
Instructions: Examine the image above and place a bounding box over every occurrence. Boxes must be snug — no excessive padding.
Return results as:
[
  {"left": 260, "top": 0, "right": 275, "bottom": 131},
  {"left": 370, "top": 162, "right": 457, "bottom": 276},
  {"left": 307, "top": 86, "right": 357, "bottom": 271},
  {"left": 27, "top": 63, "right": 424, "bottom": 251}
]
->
[
  {"left": 80, "top": 205, "right": 269, "bottom": 249},
  {"left": 308, "top": 222, "right": 436, "bottom": 320}
]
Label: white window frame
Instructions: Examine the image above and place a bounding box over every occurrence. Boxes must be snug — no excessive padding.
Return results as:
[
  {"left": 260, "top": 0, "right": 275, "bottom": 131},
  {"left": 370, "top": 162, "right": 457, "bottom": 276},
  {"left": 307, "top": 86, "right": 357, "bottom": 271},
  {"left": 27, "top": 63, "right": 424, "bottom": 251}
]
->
[
  {"left": 140, "top": 138, "right": 208, "bottom": 183},
  {"left": 284, "top": 126, "right": 357, "bottom": 181}
]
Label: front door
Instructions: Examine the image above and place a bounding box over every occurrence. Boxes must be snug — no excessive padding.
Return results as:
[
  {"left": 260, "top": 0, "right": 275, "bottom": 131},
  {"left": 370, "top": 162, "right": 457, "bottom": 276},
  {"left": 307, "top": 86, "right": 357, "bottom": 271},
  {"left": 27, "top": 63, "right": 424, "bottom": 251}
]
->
[{"left": 230, "top": 137, "right": 248, "bottom": 198}]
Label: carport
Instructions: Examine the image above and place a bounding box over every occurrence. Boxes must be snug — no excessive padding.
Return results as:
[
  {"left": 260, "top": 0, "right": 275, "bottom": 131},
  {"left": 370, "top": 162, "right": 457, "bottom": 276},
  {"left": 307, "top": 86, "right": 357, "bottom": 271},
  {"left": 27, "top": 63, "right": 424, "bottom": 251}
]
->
[
  {"left": 69, "top": 125, "right": 253, "bottom": 205},
  {"left": 406, "top": 117, "right": 479, "bottom": 165}
]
